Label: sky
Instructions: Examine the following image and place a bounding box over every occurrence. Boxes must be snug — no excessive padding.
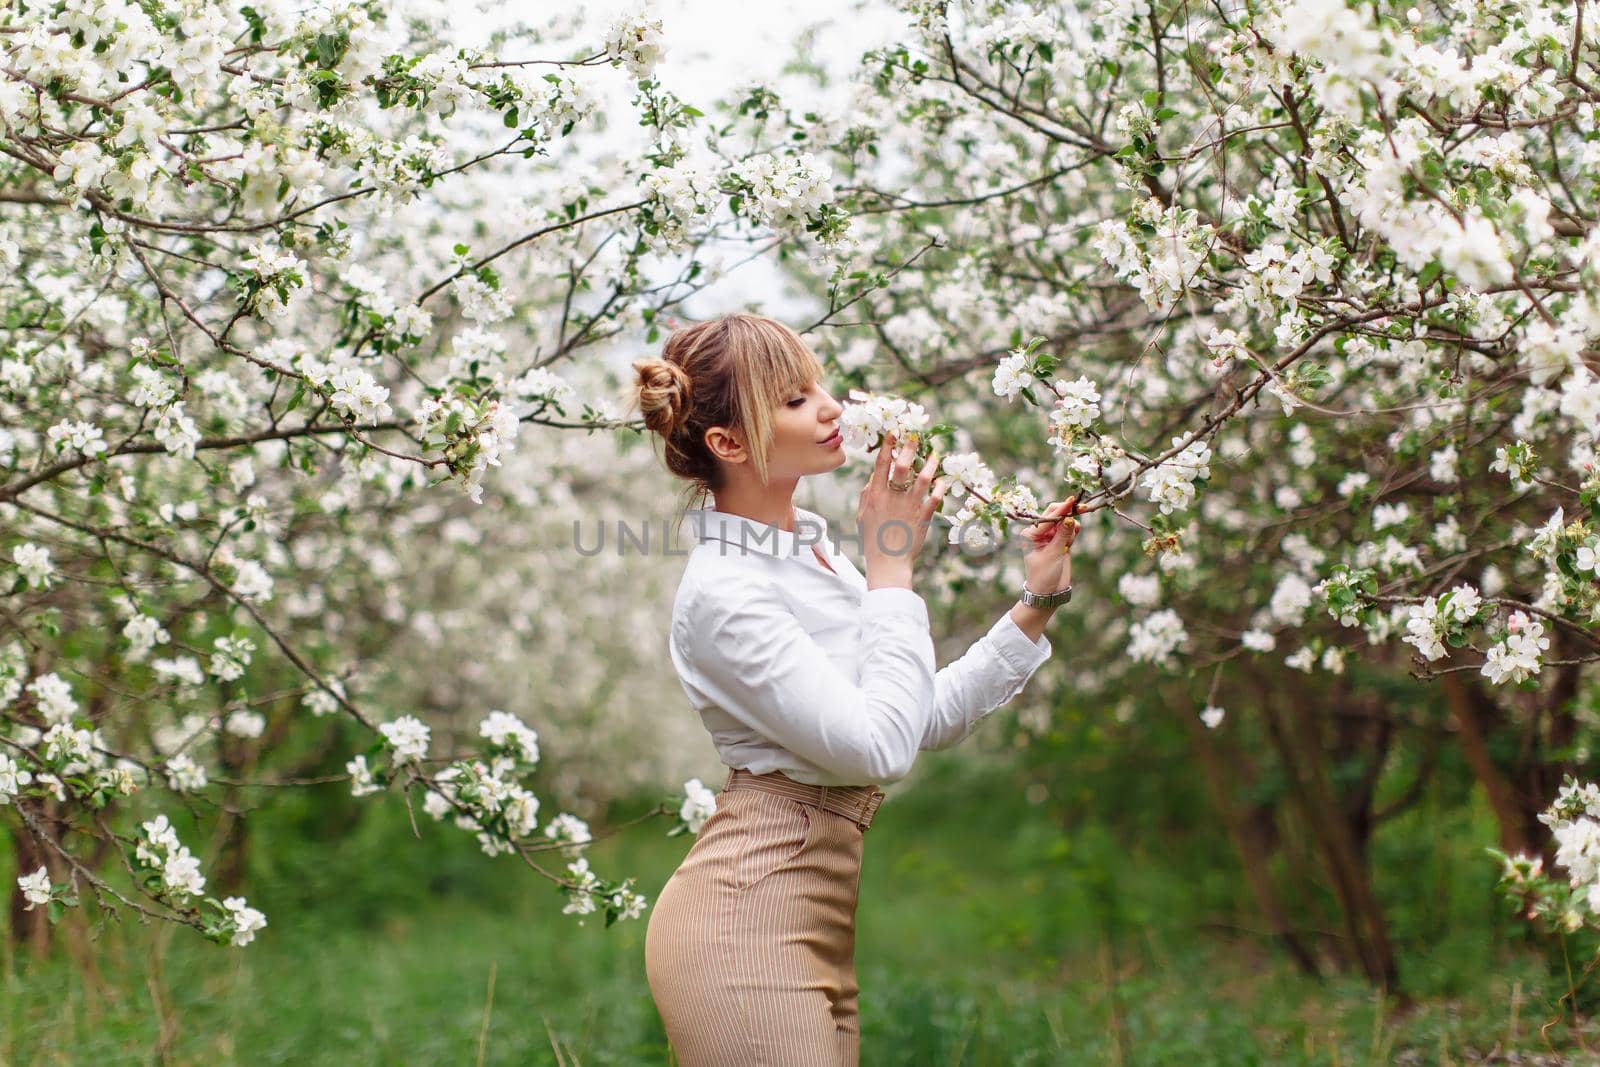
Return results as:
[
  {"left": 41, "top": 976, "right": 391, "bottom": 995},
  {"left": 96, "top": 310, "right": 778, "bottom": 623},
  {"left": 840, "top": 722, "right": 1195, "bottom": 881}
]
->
[
  {"left": 556, "top": 0, "right": 902, "bottom": 111},
  {"left": 454, "top": 0, "right": 910, "bottom": 317}
]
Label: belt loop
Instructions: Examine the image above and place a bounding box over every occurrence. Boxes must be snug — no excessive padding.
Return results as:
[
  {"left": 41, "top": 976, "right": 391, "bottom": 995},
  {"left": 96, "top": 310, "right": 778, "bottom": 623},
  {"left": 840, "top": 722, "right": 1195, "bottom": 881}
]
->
[{"left": 721, "top": 770, "right": 885, "bottom": 830}]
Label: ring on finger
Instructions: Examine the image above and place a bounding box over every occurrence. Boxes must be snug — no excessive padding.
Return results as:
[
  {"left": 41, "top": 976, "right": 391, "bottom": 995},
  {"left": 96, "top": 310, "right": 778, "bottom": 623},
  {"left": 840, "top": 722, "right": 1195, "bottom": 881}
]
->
[{"left": 888, "top": 474, "right": 915, "bottom": 491}]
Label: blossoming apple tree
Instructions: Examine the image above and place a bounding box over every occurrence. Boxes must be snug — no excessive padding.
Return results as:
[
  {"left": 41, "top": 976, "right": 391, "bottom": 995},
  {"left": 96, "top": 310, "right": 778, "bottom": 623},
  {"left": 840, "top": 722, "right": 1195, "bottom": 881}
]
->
[
  {"left": 0, "top": 0, "right": 827, "bottom": 951},
  {"left": 705, "top": 0, "right": 1600, "bottom": 987},
  {"left": 8, "top": 0, "right": 1600, "bottom": 991}
]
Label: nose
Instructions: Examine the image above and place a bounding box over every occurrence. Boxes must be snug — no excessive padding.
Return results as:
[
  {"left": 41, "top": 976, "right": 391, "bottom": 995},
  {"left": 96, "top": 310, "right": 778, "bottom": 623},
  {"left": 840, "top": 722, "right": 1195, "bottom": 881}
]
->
[{"left": 818, "top": 387, "right": 842, "bottom": 422}]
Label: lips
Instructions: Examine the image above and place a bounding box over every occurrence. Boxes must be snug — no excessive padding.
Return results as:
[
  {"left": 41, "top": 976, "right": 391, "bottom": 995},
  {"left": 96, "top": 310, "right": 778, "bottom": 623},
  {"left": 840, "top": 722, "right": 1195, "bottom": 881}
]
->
[{"left": 820, "top": 429, "right": 842, "bottom": 447}]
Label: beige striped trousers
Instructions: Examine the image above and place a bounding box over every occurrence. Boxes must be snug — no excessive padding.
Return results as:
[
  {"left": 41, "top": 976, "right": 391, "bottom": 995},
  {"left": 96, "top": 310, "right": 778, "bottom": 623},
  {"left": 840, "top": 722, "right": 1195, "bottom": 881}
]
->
[{"left": 645, "top": 771, "right": 869, "bottom": 1065}]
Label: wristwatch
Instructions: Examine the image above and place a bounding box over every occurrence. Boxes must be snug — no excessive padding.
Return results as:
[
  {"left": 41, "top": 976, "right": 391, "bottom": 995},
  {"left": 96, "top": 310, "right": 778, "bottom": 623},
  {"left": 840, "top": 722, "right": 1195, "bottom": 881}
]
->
[{"left": 1018, "top": 582, "right": 1073, "bottom": 609}]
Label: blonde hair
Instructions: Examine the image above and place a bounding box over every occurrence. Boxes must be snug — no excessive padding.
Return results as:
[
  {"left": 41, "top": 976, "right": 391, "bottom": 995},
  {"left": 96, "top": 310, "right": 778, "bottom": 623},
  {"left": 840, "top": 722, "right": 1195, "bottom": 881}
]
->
[{"left": 630, "top": 313, "right": 823, "bottom": 514}]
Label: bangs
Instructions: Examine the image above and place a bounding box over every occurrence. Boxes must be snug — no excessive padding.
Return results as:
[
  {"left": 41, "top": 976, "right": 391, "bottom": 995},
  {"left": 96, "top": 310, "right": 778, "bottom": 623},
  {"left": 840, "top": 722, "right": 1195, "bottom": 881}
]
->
[
  {"left": 775, "top": 347, "right": 821, "bottom": 398},
  {"left": 742, "top": 317, "right": 821, "bottom": 407}
]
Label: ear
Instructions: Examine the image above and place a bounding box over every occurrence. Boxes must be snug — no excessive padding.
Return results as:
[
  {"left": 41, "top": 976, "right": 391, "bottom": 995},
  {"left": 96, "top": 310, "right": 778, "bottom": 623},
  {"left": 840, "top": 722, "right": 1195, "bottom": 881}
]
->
[{"left": 703, "top": 425, "right": 748, "bottom": 465}]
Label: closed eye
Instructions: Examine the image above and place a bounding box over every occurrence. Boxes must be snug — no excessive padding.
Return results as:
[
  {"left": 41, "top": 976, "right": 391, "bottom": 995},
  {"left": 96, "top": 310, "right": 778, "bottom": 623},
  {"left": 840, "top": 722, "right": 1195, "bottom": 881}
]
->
[{"left": 787, "top": 396, "right": 806, "bottom": 407}]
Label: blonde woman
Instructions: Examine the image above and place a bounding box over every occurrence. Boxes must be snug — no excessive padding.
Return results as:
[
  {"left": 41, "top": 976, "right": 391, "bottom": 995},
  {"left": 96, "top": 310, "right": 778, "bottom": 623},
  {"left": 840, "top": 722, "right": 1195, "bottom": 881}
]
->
[{"left": 630, "top": 313, "right": 1079, "bottom": 1066}]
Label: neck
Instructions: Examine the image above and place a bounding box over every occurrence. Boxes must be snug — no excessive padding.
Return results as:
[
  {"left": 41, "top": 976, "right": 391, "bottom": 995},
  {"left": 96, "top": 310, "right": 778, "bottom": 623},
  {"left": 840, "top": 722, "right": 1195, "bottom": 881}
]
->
[{"left": 710, "top": 479, "right": 801, "bottom": 532}]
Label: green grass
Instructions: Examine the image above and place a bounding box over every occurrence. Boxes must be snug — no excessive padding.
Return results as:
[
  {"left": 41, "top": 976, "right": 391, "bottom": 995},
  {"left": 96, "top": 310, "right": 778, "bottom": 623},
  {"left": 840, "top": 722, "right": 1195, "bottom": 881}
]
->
[{"left": 1, "top": 756, "right": 1591, "bottom": 1066}]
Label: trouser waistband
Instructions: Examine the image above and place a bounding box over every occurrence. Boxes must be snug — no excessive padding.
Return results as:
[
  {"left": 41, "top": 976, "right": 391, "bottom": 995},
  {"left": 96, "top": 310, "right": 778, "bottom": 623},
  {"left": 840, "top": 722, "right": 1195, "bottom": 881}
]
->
[{"left": 722, "top": 767, "right": 887, "bottom": 831}]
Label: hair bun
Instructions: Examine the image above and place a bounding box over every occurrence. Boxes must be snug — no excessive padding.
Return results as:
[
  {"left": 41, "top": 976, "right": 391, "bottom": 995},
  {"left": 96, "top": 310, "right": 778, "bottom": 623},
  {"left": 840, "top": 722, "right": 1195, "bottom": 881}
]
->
[{"left": 633, "top": 357, "right": 692, "bottom": 437}]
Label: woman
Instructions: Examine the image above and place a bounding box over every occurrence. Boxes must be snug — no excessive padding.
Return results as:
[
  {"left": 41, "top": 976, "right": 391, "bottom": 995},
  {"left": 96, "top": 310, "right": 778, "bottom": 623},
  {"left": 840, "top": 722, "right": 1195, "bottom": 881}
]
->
[{"left": 630, "top": 313, "right": 1078, "bottom": 1066}]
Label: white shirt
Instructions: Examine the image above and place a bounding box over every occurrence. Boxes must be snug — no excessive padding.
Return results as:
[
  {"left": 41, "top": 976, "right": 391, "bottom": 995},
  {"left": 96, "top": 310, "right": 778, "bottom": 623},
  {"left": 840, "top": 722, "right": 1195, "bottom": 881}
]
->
[{"left": 667, "top": 504, "right": 1053, "bottom": 786}]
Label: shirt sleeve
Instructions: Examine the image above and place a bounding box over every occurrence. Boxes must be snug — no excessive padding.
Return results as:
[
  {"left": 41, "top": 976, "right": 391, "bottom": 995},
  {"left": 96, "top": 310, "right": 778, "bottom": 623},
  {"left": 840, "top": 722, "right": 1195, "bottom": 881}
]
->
[
  {"left": 920, "top": 609, "right": 1052, "bottom": 751},
  {"left": 675, "top": 578, "right": 936, "bottom": 785}
]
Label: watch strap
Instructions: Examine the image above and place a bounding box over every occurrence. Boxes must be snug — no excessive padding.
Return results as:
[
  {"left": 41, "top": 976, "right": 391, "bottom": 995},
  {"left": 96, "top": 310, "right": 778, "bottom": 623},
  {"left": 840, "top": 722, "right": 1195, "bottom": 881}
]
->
[{"left": 1019, "top": 583, "right": 1072, "bottom": 608}]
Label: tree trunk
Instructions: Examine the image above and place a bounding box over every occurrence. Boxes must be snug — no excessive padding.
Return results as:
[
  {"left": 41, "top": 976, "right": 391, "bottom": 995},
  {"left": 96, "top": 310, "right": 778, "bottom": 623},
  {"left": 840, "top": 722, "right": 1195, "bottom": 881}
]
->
[
  {"left": 1280, "top": 693, "right": 1399, "bottom": 991},
  {"left": 1439, "top": 672, "right": 1535, "bottom": 856},
  {"left": 1245, "top": 668, "right": 1400, "bottom": 992},
  {"left": 1173, "top": 693, "right": 1322, "bottom": 977}
]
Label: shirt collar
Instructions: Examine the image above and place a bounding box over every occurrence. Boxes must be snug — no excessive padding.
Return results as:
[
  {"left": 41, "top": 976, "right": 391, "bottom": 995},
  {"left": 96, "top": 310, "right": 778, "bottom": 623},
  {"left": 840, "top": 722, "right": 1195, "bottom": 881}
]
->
[{"left": 686, "top": 505, "right": 833, "bottom": 560}]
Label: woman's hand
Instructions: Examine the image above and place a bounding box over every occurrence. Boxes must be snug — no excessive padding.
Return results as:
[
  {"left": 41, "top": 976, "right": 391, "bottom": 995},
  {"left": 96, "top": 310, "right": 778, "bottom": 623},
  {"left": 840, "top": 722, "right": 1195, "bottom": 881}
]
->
[
  {"left": 858, "top": 432, "right": 945, "bottom": 590},
  {"left": 1020, "top": 495, "right": 1080, "bottom": 595}
]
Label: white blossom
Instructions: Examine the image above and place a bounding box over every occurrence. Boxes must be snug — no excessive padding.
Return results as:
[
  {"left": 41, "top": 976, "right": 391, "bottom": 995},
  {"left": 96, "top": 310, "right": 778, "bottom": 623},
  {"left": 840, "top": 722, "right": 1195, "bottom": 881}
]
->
[
  {"left": 0, "top": 753, "right": 33, "bottom": 804},
  {"left": 479, "top": 709, "right": 540, "bottom": 765},
  {"left": 162, "top": 846, "right": 206, "bottom": 898},
  {"left": 1284, "top": 646, "right": 1317, "bottom": 673},
  {"left": 1403, "top": 598, "right": 1447, "bottom": 661},
  {"left": 1241, "top": 629, "right": 1277, "bottom": 653},
  {"left": 223, "top": 896, "right": 267, "bottom": 947},
  {"left": 545, "top": 812, "right": 593, "bottom": 847},
  {"left": 327, "top": 367, "right": 393, "bottom": 423},
  {"left": 1269, "top": 574, "right": 1314, "bottom": 625},
  {"left": 992, "top": 351, "right": 1036, "bottom": 399},
  {"left": 123, "top": 615, "right": 171, "bottom": 663},
  {"left": 346, "top": 754, "right": 382, "bottom": 797},
  {"left": 164, "top": 753, "right": 208, "bottom": 792},
  {"left": 1127, "top": 610, "right": 1187, "bottom": 668},
  {"left": 26, "top": 672, "right": 78, "bottom": 724},
  {"left": 1117, "top": 573, "right": 1161, "bottom": 607},
  {"left": 1140, "top": 438, "right": 1212, "bottom": 515},
  {"left": 603, "top": 6, "right": 666, "bottom": 78},
  {"left": 679, "top": 777, "right": 717, "bottom": 833},
  {"left": 224, "top": 710, "right": 265, "bottom": 739},
  {"left": 1429, "top": 445, "right": 1459, "bottom": 484},
  {"left": 839, "top": 390, "right": 932, "bottom": 459},
  {"left": 1481, "top": 611, "right": 1549, "bottom": 686},
  {"left": 17, "top": 866, "right": 51, "bottom": 910},
  {"left": 13, "top": 543, "right": 54, "bottom": 589},
  {"left": 379, "top": 715, "right": 430, "bottom": 763}
]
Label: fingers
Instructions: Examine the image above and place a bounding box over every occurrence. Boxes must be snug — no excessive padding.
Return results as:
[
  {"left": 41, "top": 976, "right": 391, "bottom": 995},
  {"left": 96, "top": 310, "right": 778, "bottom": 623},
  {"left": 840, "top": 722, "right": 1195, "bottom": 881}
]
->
[
  {"left": 1025, "top": 500, "right": 1057, "bottom": 545},
  {"left": 1034, "top": 500, "right": 1067, "bottom": 533},
  {"left": 890, "top": 436, "right": 916, "bottom": 483},
  {"left": 1041, "top": 496, "right": 1080, "bottom": 523},
  {"left": 1058, "top": 495, "right": 1081, "bottom": 545},
  {"left": 872, "top": 432, "right": 894, "bottom": 486},
  {"left": 1055, "top": 513, "right": 1081, "bottom": 549},
  {"left": 919, "top": 451, "right": 946, "bottom": 518},
  {"left": 1026, "top": 497, "right": 1083, "bottom": 547},
  {"left": 874, "top": 432, "right": 924, "bottom": 488}
]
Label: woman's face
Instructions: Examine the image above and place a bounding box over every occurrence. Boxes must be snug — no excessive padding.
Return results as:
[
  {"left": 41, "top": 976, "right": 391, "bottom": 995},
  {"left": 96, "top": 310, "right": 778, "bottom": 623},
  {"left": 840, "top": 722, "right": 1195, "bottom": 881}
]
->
[{"left": 763, "top": 378, "right": 848, "bottom": 482}]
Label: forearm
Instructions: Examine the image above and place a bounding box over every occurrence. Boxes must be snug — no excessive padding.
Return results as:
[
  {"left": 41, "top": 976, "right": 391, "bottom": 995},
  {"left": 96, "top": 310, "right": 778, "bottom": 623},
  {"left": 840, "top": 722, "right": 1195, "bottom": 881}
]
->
[
  {"left": 922, "top": 605, "right": 1055, "bottom": 750},
  {"left": 1007, "top": 599, "right": 1057, "bottom": 643}
]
